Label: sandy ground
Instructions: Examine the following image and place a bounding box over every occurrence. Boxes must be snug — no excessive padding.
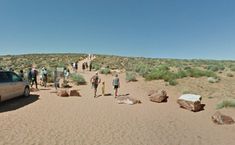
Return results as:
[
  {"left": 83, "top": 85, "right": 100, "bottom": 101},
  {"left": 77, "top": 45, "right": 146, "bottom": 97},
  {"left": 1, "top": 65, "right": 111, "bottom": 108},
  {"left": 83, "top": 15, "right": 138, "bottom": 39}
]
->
[{"left": 0, "top": 58, "right": 235, "bottom": 145}]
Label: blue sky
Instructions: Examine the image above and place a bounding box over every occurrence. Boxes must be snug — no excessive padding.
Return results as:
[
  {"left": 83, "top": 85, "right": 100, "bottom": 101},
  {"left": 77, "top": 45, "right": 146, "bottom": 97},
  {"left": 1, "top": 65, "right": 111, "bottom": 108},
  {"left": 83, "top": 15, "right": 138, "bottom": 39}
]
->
[{"left": 0, "top": 0, "right": 234, "bottom": 60}]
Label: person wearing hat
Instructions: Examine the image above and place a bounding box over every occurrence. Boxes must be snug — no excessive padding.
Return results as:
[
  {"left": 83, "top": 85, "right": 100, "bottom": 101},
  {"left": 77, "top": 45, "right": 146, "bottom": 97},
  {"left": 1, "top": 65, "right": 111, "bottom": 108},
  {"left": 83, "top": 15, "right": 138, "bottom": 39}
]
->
[{"left": 90, "top": 72, "right": 101, "bottom": 98}]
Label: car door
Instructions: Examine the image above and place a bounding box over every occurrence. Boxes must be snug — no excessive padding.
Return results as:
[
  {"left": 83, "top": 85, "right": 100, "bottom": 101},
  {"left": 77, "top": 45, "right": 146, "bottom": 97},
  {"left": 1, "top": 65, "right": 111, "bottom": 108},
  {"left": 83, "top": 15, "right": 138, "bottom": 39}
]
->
[
  {"left": 8, "top": 72, "right": 25, "bottom": 98},
  {"left": 0, "top": 72, "right": 14, "bottom": 101}
]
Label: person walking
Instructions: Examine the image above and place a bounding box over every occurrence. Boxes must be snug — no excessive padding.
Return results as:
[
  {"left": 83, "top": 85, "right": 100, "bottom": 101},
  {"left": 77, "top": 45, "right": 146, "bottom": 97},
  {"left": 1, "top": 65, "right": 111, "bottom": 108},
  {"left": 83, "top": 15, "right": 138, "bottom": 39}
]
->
[
  {"left": 31, "top": 69, "right": 38, "bottom": 89},
  {"left": 89, "top": 61, "right": 92, "bottom": 71},
  {"left": 19, "top": 70, "right": 24, "bottom": 79},
  {"left": 113, "top": 74, "right": 120, "bottom": 97},
  {"left": 53, "top": 67, "right": 59, "bottom": 90},
  {"left": 42, "top": 68, "right": 48, "bottom": 87},
  {"left": 82, "top": 62, "right": 86, "bottom": 72},
  {"left": 27, "top": 68, "right": 32, "bottom": 85},
  {"left": 90, "top": 72, "right": 101, "bottom": 98}
]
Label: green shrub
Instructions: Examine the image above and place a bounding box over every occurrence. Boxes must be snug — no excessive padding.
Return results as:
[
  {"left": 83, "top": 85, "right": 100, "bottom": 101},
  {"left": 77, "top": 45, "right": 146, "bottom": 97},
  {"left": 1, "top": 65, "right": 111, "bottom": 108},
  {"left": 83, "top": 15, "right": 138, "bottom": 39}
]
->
[
  {"left": 176, "top": 70, "right": 188, "bottom": 78},
  {"left": 92, "top": 63, "right": 101, "bottom": 71},
  {"left": 126, "top": 72, "right": 137, "bottom": 82},
  {"left": 207, "top": 65, "right": 219, "bottom": 72},
  {"left": 186, "top": 68, "right": 216, "bottom": 78},
  {"left": 145, "top": 66, "right": 176, "bottom": 81},
  {"left": 216, "top": 99, "right": 235, "bottom": 109},
  {"left": 184, "top": 66, "right": 192, "bottom": 70},
  {"left": 157, "top": 64, "right": 170, "bottom": 71},
  {"left": 207, "top": 65, "right": 225, "bottom": 72},
  {"left": 134, "top": 64, "right": 150, "bottom": 77},
  {"left": 169, "top": 79, "right": 178, "bottom": 86},
  {"left": 71, "top": 73, "right": 86, "bottom": 85},
  {"left": 100, "top": 68, "right": 111, "bottom": 75}
]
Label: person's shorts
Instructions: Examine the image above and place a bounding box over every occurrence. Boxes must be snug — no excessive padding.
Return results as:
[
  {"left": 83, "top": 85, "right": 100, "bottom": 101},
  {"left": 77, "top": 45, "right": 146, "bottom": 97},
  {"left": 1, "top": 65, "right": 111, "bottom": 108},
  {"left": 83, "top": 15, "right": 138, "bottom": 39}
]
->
[
  {"left": 114, "top": 85, "right": 119, "bottom": 89},
  {"left": 93, "top": 84, "right": 98, "bottom": 89}
]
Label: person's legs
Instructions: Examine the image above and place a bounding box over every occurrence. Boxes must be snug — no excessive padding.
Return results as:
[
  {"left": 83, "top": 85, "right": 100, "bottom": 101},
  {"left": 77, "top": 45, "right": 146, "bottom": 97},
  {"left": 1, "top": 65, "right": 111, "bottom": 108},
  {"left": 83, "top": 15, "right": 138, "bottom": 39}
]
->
[
  {"left": 31, "top": 79, "right": 34, "bottom": 87},
  {"left": 94, "top": 84, "right": 98, "bottom": 98},
  {"left": 94, "top": 88, "right": 97, "bottom": 98},
  {"left": 35, "top": 79, "right": 38, "bottom": 89},
  {"left": 115, "top": 88, "right": 118, "bottom": 97}
]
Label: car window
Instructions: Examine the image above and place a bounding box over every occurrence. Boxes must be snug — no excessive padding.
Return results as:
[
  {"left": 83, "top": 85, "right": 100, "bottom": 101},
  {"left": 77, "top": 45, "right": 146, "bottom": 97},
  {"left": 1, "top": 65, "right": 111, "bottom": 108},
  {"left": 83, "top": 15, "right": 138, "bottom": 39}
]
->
[
  {"left": 0, "top": 72, "right": 11, "bottom": 83},
  {"left": 10, "top": 73, "right": 22, "bottom": 82}
]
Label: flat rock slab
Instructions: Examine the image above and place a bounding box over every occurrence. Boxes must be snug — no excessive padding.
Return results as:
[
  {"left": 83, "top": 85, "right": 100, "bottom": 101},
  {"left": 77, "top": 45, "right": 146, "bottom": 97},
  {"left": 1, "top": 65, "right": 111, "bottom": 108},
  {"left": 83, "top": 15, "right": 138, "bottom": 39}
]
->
[
  {"left": 212, "top": 111, "right": 235, "bottom": 125},
  {"left": 116, "top": 96, "right": 141, "bottom": 105},
  {"left": 178, "top": 94, "right": 201, "bottom": 102},
  {"left": 177, "top": 94, "right": 204, "bottom": 112}
]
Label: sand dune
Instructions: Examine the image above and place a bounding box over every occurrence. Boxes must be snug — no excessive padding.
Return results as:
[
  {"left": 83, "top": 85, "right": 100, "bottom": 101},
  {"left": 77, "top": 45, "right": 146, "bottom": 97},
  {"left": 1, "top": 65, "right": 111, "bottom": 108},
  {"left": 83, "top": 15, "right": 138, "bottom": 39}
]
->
[{"left": 0, "top": 58, "right": 235, "bottom": 145}]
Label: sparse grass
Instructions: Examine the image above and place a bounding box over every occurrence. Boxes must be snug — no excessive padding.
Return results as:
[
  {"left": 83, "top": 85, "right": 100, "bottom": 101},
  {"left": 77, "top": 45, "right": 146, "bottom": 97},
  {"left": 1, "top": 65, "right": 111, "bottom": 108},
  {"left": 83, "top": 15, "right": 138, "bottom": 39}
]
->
[
  {"left": 182, "top": 90, "right": 198, "bottom": 94},
  {"left": 216, "top": 99, "right": 235, "bottom": 109},
  {"left": 227, "top": 73, "right": 234, "bottom": 77},
  {"left": 208, "top": 96, "right": 214, "bottom": 99},
  {"left": 71, "top": 73, "right": 86, "bottom": 85},
  {"left": 126, "top": 72, "right": 137, "bottom": 82},
  {"left": 169, "top": 79, "right": 178, "bottom": 86},
  {"left": 100, "top": 68, "right": 111, "bottom": 75},
  {"left": 230, "top": 66, "right": 235, "bottom": 72}
]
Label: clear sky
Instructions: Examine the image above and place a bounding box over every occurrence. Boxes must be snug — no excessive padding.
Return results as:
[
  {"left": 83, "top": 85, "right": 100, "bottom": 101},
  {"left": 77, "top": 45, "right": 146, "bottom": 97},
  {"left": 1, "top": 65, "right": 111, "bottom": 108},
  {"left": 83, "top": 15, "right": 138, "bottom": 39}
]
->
[{"left": 0, "top": 0, "right": 234, "bottom": 60}]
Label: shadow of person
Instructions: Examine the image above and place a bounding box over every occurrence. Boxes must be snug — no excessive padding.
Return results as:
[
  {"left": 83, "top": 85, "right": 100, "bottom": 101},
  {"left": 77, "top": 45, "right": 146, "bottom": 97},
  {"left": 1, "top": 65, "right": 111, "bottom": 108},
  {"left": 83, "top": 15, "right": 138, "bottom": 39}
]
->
[{"left": 0, "top": 94, "right": 40, "bottom": 113}]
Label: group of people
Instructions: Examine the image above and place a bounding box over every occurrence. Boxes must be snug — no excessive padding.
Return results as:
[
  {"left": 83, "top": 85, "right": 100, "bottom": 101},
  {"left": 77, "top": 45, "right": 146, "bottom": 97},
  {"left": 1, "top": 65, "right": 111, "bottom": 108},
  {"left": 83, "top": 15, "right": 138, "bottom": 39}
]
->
[
  {"left": 82, "top": 61, "right": 92, "bottom": 72},
  {"left": 72, "top": 61, "right": 78, "bottom": 72},
  {"left": 90, "top": 72, "right": 120, "bottom": 98}
]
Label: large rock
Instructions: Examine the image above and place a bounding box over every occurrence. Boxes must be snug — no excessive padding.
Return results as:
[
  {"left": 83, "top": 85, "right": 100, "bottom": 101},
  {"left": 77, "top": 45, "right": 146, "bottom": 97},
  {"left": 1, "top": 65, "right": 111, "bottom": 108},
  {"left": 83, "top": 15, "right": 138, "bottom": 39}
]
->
[
  {"left": 149, "top": 90, "right": 168, "bottom": 103},
  {"left": 68, "top": 89, "right": 80, "bottom": 96},
  {"left": 57, "top": 90, "right": 69, "bottom": 97},
  {"left": 212, "top": 111, "right": 235, "bottom": 125},
  {"left": 116, "top": 96, "right": 141, "bottom": 105},
  {"left": 177, "top": 94, "right": 204, "bottom": 112},
  {"left": 148, "top": 90, "right": 158, "bottom": 96}
]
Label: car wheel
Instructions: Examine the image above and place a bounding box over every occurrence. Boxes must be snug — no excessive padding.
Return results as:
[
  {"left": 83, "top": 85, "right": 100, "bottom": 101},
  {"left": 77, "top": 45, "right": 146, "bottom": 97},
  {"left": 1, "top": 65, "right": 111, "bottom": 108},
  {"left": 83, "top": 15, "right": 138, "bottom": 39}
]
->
[{"left": 24, "top": 87, "right": 30, "bottom": 97}]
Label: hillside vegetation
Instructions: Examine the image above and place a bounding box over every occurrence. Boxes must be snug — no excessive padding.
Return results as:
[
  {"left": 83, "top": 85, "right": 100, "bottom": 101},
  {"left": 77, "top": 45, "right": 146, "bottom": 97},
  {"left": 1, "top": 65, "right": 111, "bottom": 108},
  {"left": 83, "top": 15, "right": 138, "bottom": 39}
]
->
[{"left": 1, "top": 54, "right": 235, "bottom": 86}]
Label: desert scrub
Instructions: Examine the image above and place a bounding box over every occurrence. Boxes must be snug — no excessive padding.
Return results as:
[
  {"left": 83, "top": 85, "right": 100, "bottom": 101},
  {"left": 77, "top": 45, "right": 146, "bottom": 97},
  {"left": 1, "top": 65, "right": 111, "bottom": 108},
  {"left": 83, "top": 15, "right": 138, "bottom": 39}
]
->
[
  {"left": 71, "top": 73, "right": 86, "bottom": 85},
  {"left": 176, "top": 70, "right": 188, "bottom": 78},
  {"left": 230, "top": 66, "right": 235, "bottom": 72},
  {"left": 186, "top": 68, "right": 216, "bottom": 78},
  {"left": 207, "top": 65, "right": 225, "bottom": 72},
  {"left": 92, "top": 62, "right": 101, "bottom": 71},
  {"left": 100, "top": 68, "right": 111, "bottom": 75},
  {"left": 126, "top": 72, "right": 137, "bottom": 82},
  {"left": 169, "top": 79, "right": 178, "bottom": 86},
  {"left": 145, "top": 66, "right": 176, "bottom": 82},
  {"left": 134, "top": 63, "right": 150, "bottom": 77},
  {"left": 216, "top": 99, "right": 235, "bottom": 109}
]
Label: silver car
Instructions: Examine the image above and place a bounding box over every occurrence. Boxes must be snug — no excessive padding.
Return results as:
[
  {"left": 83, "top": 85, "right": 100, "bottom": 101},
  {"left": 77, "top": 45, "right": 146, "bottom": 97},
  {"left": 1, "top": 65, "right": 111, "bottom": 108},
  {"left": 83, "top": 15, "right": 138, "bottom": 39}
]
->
[{"left": 0, "top": 71, "right": 30, "bottom": 102}]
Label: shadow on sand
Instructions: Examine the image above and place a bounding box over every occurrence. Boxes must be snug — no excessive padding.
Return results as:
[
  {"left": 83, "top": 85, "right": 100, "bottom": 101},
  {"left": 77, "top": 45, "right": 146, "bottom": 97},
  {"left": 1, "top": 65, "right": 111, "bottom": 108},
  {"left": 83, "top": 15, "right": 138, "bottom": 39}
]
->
[{"left": 0, "top": 94, "right": 40, "bottom": 113}]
